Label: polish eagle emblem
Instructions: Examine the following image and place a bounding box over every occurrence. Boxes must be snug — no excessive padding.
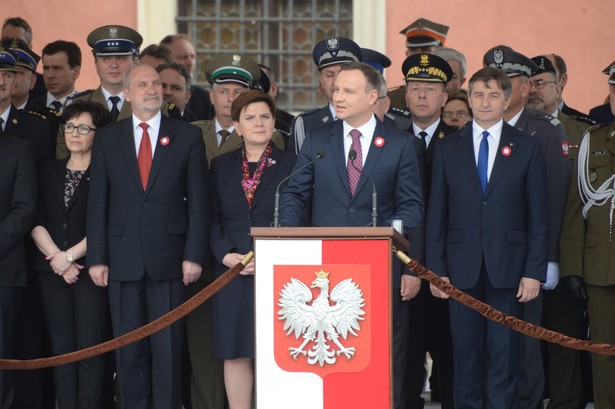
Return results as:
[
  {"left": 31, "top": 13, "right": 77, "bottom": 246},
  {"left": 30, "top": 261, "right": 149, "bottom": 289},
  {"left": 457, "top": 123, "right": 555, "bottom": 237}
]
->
[{"left": 277, "top": 270, "right": 365, "bottom": 366}]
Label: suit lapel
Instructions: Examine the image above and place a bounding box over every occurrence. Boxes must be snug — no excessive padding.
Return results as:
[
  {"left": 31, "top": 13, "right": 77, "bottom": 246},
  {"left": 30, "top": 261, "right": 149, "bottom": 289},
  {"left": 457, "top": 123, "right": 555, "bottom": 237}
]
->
[
  {"left": 251, "top": 145, "right": 281, "bottom": 209},
  {"left": 146, "top": 116, "right": 172, "bottom": 193},
  {"left": 355, "top": 120, "right": 385, "bottom": 196},
  {"left": 329, "top": 121, "right": 352, "bottom": 195},
  {"left": 456, "top": 125, "right": 483, "bottom": 197},
  {"left": 219, "top": 130, "right": 243, "bottom": 156},
  {"left": 118, "top": 119, "right": 144, "bottom": 193},
  {"left": 66, "top": 167, "right": 90, "bottom": 211},
  {"left": 485, "top": 125, "right": 515, "bottom": 197},
  {"left": 53, "top": 160, "right": 68, "bottom": 210}
]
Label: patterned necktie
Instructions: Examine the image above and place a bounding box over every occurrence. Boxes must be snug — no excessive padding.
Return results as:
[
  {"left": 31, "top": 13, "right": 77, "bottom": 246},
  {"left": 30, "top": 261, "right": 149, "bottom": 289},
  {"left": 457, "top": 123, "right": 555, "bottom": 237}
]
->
[
  {"left": 138, "top": 123, "right": 153, "bottom": 190},
  {"left": 347, "top": 129, "right": 363, "bottom": 196},
  {"left": 50, "top": 100, "right": 63, "bottom": 111},
  {"left": 418, "top": 131, "right": 428, "bottom": 153},
  {"left": 218, "top": 129, "right": 230, "bottom": 147},
  {"left": 477, "top": 131, "right": 489, "bottom": 195},
  {"left": 109, "top": 96, "right": 121, "bottom": 122}
]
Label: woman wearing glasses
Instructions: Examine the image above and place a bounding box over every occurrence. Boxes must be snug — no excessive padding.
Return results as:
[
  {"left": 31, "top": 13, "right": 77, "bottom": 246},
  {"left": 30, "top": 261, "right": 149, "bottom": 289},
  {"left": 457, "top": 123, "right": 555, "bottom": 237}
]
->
[
  {"left": 442, "top": 91, "right": 472, "bottom": 128},
  {"left": 31, "top": 101, "right": 112, "bottom": 409}
]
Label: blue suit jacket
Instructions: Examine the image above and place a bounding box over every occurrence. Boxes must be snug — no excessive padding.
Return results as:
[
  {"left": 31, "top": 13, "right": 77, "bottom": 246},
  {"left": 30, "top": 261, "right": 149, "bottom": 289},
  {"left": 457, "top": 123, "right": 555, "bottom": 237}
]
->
[
  {"left": 279, "top": 117, "right": 423, "bottom": 231},
  {"left": 87, "top": 115, "right": 210, "bottom": 281},
  {"left": 425, "top": 122, "right": 549, "bottom": 290}
]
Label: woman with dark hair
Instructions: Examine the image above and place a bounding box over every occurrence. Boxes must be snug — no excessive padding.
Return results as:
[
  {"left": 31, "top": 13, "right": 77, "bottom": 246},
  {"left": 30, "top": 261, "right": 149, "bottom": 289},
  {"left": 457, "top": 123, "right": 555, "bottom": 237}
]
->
[
  {"left": 31, "top": 101, "right": 112, "bottom": 409},
  {"left": 442, "top": 90, "right": 472, "bottom": 128},
  {"left": 210, "top": 90, "right": 295, "bottom": 409}
]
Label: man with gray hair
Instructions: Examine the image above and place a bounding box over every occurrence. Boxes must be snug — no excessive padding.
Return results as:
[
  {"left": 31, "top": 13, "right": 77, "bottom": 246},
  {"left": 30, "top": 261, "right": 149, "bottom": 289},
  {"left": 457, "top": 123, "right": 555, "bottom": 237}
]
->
[{"left": 434, "top": 47, "right": 467, "bottom": 95}]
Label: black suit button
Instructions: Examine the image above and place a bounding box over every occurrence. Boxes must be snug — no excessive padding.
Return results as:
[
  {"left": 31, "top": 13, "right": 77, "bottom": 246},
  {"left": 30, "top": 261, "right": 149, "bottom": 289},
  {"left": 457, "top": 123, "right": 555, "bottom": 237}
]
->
[
  {"left": 349, "top": 207, "right": 354, "bottom": 213},
  {"left": 62, "top": 224, "right": 67, "bottom": 229},
  {"left": 63, "top": 241, "right": 68, "bottom": 246},
  {"left": 478, "top": 229, "right": 482, "bottom": 234},
  {"left": 482, "top": 201, "right": 487, "bottom": 206},
  {"left": 143, "top": 202, "right": 148, "bottom": 207}
]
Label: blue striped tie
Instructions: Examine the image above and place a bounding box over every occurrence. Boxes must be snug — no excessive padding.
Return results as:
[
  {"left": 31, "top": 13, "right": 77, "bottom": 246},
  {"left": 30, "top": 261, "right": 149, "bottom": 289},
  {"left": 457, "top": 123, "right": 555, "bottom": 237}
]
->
[{"left": 477, "top": 131, "right": 489, "bottom": 195}]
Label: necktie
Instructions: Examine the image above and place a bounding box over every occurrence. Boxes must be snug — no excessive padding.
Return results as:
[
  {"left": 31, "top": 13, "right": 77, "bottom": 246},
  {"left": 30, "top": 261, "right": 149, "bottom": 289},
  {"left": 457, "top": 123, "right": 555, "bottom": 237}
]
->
[
  {"left": 477, "top": 131, "right": 489, "bottom": 195},
  {"left": 218, "top": 129, "right": 230, "bottom": 147},
  {"left": 138, "top": 123, "right": 153, "bottom": 190},
  {"left": 50, "top": 100, "right": 62, "bottom": 111},
  {"left": 109, "top": 96, "right": 121, "bottom": 122},
  {"left": 418, "top": 131, "right": 428, "bottom": 153},
  {"left": 347, "top": 129, "right": 363, "bottom": 196}
]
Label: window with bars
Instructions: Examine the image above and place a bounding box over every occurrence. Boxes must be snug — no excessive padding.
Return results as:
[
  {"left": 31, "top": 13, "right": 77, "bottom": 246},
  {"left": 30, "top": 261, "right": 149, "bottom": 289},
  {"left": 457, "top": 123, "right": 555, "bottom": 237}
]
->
[{"left": 176, "top": 0, "right": 353, "bottom": 113}]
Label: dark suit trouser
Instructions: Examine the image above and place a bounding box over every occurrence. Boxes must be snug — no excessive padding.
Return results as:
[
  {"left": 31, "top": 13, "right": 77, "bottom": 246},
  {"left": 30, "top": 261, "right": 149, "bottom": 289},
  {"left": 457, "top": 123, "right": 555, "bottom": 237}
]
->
[
  {"left": 542, "top": 286, "right": 586, "bottom": 409},
  {"left": 586, "top": 284, "right": 615, "bottom": 409},
  {"left": 517, "top": 292, "right": 545, "bottom": 409},
  {"left": 405, "top": 282, "right": 455, "bottom": 409},
  {"left": 186, "top": 279, "right": 225, "bottom": 409},
  {"left": 0, "top": 287, "right": 20, "bottom": 409},
  {"left": 449, "top": 270, "right": 523, "bottom": 409},
  {"left": 109, "top": 277, "right": 185, "bottom": 409},
  {"left": 393, "top": 289, "right": 411, "bottom": 409},
  {"left": 39, "top": 272, "right": 113, "bottom": 409}
]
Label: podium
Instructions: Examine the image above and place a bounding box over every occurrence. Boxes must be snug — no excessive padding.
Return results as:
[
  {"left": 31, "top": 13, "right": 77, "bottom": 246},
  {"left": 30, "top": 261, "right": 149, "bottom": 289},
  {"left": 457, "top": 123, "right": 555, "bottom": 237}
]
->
[{"left": 251, "top": 227, "right": 408, "bottom": 409}]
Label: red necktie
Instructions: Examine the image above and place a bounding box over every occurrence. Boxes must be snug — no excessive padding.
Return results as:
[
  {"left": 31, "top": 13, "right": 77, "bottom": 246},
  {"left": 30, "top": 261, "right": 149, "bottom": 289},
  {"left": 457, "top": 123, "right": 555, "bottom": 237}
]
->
[
  {"left": 347, "top": 129, "right": 363, "bottom": 195},
  {"left": 138, "top": 123, "right": 152, "bottom": 190}
]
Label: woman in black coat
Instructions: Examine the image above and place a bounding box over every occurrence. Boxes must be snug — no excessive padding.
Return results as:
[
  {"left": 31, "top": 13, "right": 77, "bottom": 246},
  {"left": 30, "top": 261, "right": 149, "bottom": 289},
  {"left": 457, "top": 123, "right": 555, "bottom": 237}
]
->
[
  {"left": 210, "top": 90, "right": 295, "bottom": 409},
  {"left": 31, "top": 101, "right": 112, "bottom": 409}
]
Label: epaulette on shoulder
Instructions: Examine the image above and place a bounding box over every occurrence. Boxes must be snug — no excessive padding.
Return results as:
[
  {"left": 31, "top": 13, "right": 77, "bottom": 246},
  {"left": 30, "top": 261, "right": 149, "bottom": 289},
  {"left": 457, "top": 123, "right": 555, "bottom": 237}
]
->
[
  {"left": 389, "top": 107, "right": 412, "bottom": 118},
  {"left": 168, "top": 103, "right": 176, "bottom": 110},
  {"left": 569, "top": 114, "right": 597, "bottom": 126},
  {"left": 48, "top": 109, "right": 62, "bottom": 117},
  {"left": 276, "top": 127, "right": 291, "bottom": 137},
  {"left": 67, "top": 89, "right": 95, "bottom": 100},
  {"left": 24, "top": 110, "right": 47, "bottom": 120},
  {"left": 535, "top": 113, "right": 562, "bottom": 127}
]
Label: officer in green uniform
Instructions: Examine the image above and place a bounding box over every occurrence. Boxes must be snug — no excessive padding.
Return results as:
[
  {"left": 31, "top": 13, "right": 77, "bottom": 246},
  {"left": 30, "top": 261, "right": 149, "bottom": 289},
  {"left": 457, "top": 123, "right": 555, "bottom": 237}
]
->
[
  {"left": 388, "top": 18, "right": 449, "bottom": 111},
  {"left": 560, "top": 116, "right": 615, "bottom": 409}
]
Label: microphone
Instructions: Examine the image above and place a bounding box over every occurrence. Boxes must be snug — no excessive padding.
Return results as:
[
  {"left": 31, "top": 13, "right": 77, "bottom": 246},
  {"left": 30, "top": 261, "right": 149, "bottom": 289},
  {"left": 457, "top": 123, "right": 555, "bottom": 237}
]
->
[
  {"left": 349, "top": 149, "right": 378, "bottom": 227},
  {"left": 273, "top": 149, "right": 327, "bottom": 227}
]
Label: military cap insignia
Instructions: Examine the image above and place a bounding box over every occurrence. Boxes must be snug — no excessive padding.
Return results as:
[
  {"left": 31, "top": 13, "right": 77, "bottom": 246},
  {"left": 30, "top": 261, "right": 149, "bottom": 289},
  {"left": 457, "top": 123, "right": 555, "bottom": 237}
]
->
[
  {"left": 327, "top": 37, "right": 339, "bottom": 50},
  {"left": 420, "top": 54, "right": 429, "bottom": 66},
  {"left": 108, "top": 27, "right": 118, "bottom": 38},
  {"left": 494, "top": 50, "right": 504, "bottom": 65},
  {"left": 232, "top": 54, "right": 241, "bottom": 66}
]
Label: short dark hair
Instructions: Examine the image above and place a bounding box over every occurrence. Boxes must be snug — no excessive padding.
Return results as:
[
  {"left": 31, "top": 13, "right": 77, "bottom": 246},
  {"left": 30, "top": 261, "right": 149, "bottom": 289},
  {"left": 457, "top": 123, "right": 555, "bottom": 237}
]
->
[
  {"left": 231, "top": 90, "right": 276, "bottom": 122},
  {"left": 339, "top": 61, "right": 381, "bottom": 93},
  {"left": 2, "top": 17, "right": 32, "bottom": 45},
  {"left": 62, "top": 101, "right": 112, "bottom": 129},
  {"left": 42, "top": 40, "right": 82, "bottom": 68},
  {"left": 468, "top": 67, "right": 512, "bottom": 99},
  {"left": 156, "top": 62, "right": 191, "bottom": 88},
  {"left": 141, "top": 44, "right": 173, "bottom": 64}
]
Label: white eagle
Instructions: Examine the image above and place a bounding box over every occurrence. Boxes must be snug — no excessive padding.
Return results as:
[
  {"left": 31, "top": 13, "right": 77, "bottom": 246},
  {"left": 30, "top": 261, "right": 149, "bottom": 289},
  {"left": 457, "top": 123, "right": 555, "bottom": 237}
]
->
[{"left": 278, "top": 270, "right": 365, "bottom": 366}]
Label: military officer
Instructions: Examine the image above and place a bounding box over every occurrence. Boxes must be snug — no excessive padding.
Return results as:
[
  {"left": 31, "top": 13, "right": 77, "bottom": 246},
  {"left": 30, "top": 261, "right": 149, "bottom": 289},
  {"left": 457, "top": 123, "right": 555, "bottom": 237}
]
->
[
  {"left": 389, "top": 18, "right": 449, "bottom": 111},
  {"left": 362, "top": 47, "right": 412, "bottom": 131},
  {"left": 588, "top": 60, "right": 615, "bottom": 125},
  {"left": 288, "top": 36, "right": 362, "bottom": 155},
  {"left": 485, "top": 47, "right": 571, "bottom": 409},
  {"left": 559, "top": 119, "right": 615, "bottom": 409},
  {"left": 526, "top": 54, "right": 594, "bottom": 409},
  {"left": 192, "top": 53, "right": 285, "bottom": 166}
]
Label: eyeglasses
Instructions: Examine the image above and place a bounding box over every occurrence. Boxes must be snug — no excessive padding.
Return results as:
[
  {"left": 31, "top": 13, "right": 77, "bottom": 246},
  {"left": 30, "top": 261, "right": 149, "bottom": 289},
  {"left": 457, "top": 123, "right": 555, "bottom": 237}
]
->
[
  {"left": 62, "top": 124, "right": 96, "bottom": 135},
  {"left": 529, "top": 80, "right": 558, "bottom": 90},
  {"left": 442, "top": 111, "right": 470, "bottom": 119}
]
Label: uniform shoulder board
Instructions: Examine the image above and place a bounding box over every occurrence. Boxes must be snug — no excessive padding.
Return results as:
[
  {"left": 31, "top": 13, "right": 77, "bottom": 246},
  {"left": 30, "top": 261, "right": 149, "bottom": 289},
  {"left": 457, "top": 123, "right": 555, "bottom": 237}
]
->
[
  {"left": 569, "top": 114, "right": 597, "bottom": 126},
  {"left": 545, "top": 115, "right": 562, "bottom": 127},
  {"left": 276, "top": 127, "right": 291, "bottom": 137},
  {"left": 67, "top": 89, "right": 95, "bottom": 100},
  {"left": 49, "top": 109, "right": 62, "bottom": 117},
  {"left": 168, "top": 103, "right": 176, "bottom": 110},
  {"left": 24, "top": 109, "right": 48, "bottom": 120},
  {"left": 389, "top": 107, "right": 412, "bottom": 118}
]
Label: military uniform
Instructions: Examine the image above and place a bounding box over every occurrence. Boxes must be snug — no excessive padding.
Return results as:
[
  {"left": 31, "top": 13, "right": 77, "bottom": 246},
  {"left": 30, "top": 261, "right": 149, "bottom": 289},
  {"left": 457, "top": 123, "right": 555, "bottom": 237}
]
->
[
  {"left": 193, "top": 119, "right": 285, "bottom": 167},
  {"left": 384, "top": 107, "right": 412, "bottom": 131},
  {"left": 559, "top": 112, "right": 595, "bottom": 165},
  {"left": 289, "top": 37, "right": 361, "bottom": 155},
  {"left": 560, "top": 121, "right": 615, "bottom": 409}
]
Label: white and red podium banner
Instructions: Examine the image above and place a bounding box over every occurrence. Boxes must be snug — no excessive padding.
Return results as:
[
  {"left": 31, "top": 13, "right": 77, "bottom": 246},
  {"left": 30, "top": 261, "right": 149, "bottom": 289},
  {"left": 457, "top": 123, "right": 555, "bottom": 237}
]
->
[{"left": 254, "top": 238, "right": 392, "bottom": 409}]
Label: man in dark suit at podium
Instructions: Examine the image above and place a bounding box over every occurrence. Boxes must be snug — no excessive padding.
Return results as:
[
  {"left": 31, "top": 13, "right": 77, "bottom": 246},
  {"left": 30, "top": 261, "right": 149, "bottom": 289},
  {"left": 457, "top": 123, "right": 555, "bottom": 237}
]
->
[
  {"left": 87, "top": 64, "right": 209, "bottom": 409},
  {"left": 426, "top": 67, "right": 549, "bottom": 409},
  {"left": 279, "top": 61, "right": 423, "bottom": 409}
]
